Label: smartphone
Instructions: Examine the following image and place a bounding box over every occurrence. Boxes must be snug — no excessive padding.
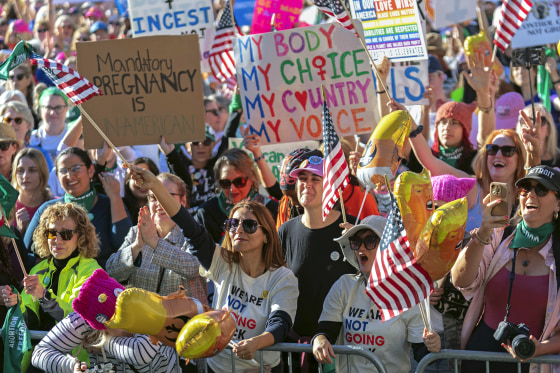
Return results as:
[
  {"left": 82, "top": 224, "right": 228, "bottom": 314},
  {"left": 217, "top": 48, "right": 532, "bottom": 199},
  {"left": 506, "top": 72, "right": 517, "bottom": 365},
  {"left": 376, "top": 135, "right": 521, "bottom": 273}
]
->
[{"left": 490, "top": 182, "right": 509, "bottom": 217}]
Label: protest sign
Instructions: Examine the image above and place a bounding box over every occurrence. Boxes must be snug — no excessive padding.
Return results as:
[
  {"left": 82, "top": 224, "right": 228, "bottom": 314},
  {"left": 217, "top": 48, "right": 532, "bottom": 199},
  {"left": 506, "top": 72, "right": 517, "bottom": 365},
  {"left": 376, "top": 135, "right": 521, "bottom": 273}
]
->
[
  {"left": 235, "top": 0, "right": 257, "bottom": 26},
  {"left": 228, "top": 138, "right": 319, "bottom": 182},
  {"left": 53, "top": 0, "right": 109, "bottom": 3},
  {"left": 385, "top": 59, "right": 428, "bottom": 105},
  {"left": 350, "top": 0, "right": 427, "bottom": 61},
  {"left": 251, "top": 0, "right": 304, "bottom": 34},
  {"left": 433, "top": 0, "right": 476, "bottom": 29},
  {"left": 128, "top": 0, "right": 215, "bottom": 72},
  {"left": 511, "top": 2, "right": 560, "bottom": 48},
  {"left": 233, "top": 23, "right": 378, "bottom": 145},
  {"left": 76, "top": 35, "right": 205, "bottom": 149}
]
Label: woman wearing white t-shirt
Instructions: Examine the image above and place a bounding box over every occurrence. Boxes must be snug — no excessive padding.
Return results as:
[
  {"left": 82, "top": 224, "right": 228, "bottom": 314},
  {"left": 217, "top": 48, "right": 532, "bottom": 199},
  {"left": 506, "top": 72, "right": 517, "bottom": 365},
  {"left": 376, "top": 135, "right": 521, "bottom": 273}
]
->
[{"left": 312, "top": 215, "right": 441, "bottom": 373}]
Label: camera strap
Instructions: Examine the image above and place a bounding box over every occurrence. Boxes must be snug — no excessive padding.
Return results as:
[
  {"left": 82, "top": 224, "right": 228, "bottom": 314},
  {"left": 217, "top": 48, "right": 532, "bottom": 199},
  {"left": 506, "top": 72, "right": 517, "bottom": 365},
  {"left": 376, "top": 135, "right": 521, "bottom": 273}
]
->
[{"left": 504, "top": 247, "right": 519, "bottom": 321}]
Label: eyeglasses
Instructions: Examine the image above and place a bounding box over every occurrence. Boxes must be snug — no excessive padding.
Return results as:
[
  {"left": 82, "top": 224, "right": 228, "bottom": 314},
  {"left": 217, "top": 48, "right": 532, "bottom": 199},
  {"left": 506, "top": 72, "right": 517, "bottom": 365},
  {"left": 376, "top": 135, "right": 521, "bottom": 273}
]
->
[
  {"left": 147, "top": 193, "right": 182, "bottom": 202},
  {"left": 486, "top": 144, "right": 517, "bottom": 157},
  {"left": 37, "top": 28, "right": 48, "bottom": 33},
  {"left": 437, "top": 119, "right": 462, "bottom": 129},
  {"left": 3, "top": 117, "right": 24, "bottom": 125},
  {"left": 46, "top": 228, "right": 77, "bottom": 240},
  {"left": 78, "top": 37, "right": 90, "bottom": 41},
  {"left": 516, "top": 181, "right": 554, "bottom": 197},
  {"left": 109, "top": 22, "right": 121, "bottom": 26},
  {"left": 8, "top": 73, "right": 25, "bottom": 81},
  {"left": 205, "top": 109, "right": 220, "bottom": 116},
  {"left": 224, "top": 218, "right": 261, "bottom": 234},
  {"left": 349, "top": 234, "right": 380, "bottom": 251},
  {"left": 41, "top": 105, "right": 68, "bottom": 113},
  {"left": 191, "top": 139, "right": 213, "bottom": 146},
  {"left": 57, "top": 164, "right": 85, "bottom": 176},
  {"left": 0, "top": 142, "right": 14, "bottom": 151},
  {"left": 219, "top": 176, "right": 248, "bottom": 189}
]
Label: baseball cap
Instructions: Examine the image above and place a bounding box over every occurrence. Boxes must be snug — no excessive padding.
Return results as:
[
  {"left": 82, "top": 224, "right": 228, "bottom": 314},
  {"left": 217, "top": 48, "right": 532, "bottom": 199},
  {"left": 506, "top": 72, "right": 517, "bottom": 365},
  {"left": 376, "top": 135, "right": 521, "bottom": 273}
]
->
[
  {"left": 289, "top": 155, "right": 323, "bottom": 178},
  {"left": 515, "top": 166, "right": 560, "bottom": 193},
  {"left": 428, "top": 54, "right": 443, "bottom": 74}
]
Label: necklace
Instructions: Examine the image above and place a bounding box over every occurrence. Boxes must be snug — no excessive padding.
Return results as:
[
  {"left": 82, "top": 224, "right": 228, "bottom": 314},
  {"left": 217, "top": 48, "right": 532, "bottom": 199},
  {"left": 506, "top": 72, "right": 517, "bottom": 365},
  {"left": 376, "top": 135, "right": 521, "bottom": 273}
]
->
[{"left": 519, "top": 247, "right": 541, "bottom": 267}]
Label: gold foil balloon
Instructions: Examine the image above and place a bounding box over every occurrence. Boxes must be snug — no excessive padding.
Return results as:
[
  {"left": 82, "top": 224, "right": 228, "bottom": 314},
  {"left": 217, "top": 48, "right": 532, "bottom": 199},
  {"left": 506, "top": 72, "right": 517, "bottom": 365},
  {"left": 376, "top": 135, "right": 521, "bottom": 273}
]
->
[
  {"left": 357, "top": 110, "right": 411, "bottom": 189},
  {"left": 176, "top": 310, "right": 236, "bottom": 359},
  {"left": 105, "top": 287, "right": 210, "bottom": 347},
  {"left": 464, "top": 30, "right": 504, "bottom": 77},
  {"left": 414, "top": 197, "right": 468, "bottom": 281},
  {"left": 394, "top": 169, "right": 434, "bottom": 251}
]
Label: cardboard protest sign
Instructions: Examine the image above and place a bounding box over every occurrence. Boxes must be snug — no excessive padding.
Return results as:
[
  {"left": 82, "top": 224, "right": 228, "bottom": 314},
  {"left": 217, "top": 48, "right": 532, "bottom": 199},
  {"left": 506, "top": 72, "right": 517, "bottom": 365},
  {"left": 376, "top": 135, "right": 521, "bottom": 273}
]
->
[
  {"left": 433, "top": 0, "right": 476, "bottom": 29},
  {"left": 350, "top": 0, "right": 427, "bottom": 61},
  {"left": 385, "top": 59, "right": 428, "bottom": 105},
  {"left": 228, "top": 138, "right": 319, "bottom": 183},
  {"left": 76, "top": 35, "right": 205, "bottom": 149},
  {"left": 128, "top": 0, "right": 215, "bottom": 72},
  {"left": 251, "top": 0, "right": 304, "bottom": 34},
  {"left": 511, "top": 2, "right": 560, "bottom": 48},
  {"left": 233, "top": 23, "right": 378, "bottom": 145}
]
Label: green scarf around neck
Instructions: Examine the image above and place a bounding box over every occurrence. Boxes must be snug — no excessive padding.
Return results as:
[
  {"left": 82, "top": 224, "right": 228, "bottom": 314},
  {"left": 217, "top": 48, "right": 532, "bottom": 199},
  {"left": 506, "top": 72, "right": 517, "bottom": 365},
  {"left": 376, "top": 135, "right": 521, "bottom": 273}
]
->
[
  {"left": 438, "top": 145, "right": 463, "bottom": 168},
  {"left": 217, "top": 188, "right": 258, "bottom": 217},
  {"left": 510, "top": 220, "right": 554, "bottom": 248},
  {"left": 64, "top": 188, "right": 96, "bottom": 213}
]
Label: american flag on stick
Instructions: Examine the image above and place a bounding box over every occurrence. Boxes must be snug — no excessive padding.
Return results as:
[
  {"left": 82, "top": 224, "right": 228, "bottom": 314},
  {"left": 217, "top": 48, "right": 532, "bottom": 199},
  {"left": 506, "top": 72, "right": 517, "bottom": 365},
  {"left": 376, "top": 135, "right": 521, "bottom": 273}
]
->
[
  {"left": 30, "top": 53, "right": 101, "bottom": 105},
  {"left": 493, "top": 0, "right": 533, "bottom": 52},
  {"left": 365, "top": 191, "right": 433, "bottom": 321},
  {"left": 209, "top": 1, "right": 242, "bottom": 83},
  {"left": 321, "top": 98, "right": 349, "bottom": 221},
  {"left": 310, "top": 0, "right": 355, "bottom": 33}
]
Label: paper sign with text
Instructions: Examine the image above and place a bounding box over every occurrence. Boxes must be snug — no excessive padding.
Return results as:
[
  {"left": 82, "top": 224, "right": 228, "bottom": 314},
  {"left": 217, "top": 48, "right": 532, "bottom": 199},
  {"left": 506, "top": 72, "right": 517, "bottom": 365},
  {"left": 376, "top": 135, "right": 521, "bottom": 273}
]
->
[
  {"left": 77, "top": 35, "right": 205, "bottom": 149},
  {"left": 433, "top": 0, "right": 476, "bottom": 29},
  {"left": 233, "top": 23, "right": 378, "bottom": 145},
  {"left": 385, "top": 59, "right": 428, "bottom": 105},
  {"left": 511, "top": 2, "right": 560, "bottom": 49},
  {"left": 251, "top": 0, "right": 304, "bottom": 34},
  {"left": 350, "top": 0, "right": 427, "bottom": 61},
  {"left": 128, "top": 0, "right": 215, "bottom": 72}
]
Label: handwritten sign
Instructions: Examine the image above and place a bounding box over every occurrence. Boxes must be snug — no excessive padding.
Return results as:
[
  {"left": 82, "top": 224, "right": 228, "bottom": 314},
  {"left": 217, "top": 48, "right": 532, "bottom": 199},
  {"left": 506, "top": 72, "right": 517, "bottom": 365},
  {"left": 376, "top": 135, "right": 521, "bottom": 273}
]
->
[
  {"left": 384, "top": 59, "right": 428, "bottom": 105},
  {"left": 233, "top": 23, "right": 378, "bottom": 145},
  {"left": 77, "top": 35, "right": 205, "bottom": 149},
  {"left": 350, "top": 0, "right": 427, "bottom": 61},
  {"left": 251, "top": 0, "right": 304, "bottom": 34},
  {"left": 511, "top": 2, "right": 560, "bottom": 48},
  {"left": 129, "top": 0, "right": 215, "bottom": 72}
]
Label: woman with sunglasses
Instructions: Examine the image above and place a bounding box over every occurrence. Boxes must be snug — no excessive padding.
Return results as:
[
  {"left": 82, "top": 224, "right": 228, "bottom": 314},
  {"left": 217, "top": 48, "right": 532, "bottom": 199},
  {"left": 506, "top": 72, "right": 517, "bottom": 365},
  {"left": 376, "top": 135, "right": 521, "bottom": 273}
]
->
[
  {"left": 127, "top": 164, "right": 298, "bottom": 372},
  {"left": 516, "top": 104, "right": 560, "bottom": 168},
  {"left": 5, "top": 64, "right": 35, "bottom": 110},
  {"left": 312, "top": 216, "right": 441, "bottom": 372},
  {"left": 24, "top": 147, "right": 132, "bottom": 269},
  {"left": 7, "top": 203, "right": 101, "bottom": 332},
  {"left": 452, "top": 165, "right": 560, "bottom": 372},
  {"left": 106, "top": 172, "right": 208, "bottom": 304}
]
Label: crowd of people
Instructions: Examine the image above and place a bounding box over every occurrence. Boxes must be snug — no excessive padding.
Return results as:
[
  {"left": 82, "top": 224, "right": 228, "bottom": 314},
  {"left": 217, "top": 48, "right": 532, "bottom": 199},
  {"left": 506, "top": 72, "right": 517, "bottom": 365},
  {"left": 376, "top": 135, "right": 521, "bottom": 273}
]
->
[{"left": 0, "top": 0, "right": 559, "bottom": 372}]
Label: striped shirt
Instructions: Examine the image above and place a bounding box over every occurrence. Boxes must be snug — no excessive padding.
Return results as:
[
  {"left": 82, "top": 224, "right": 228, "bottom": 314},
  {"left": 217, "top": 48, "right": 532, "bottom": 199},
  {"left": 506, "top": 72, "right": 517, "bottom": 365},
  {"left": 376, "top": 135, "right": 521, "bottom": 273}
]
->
[{"left": 32, "top": 312, "right": 179, "bottom": 373}]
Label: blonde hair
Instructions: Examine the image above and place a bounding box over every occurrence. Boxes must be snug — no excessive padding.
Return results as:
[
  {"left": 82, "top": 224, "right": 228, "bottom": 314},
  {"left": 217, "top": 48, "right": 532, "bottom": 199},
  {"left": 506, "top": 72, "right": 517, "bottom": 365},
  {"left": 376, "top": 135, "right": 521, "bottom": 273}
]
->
[
  {"left": 517, "top": 104, "right": 559, "bottom": 164},
  {"left": 11, "top": 148, "right": 52, "bottom": 201},
  {"left": 33, "top": 203, "right": 99, "bottom": 259},
  {"left": 214, "top": 148, "right": 261, "bottom": 193}
]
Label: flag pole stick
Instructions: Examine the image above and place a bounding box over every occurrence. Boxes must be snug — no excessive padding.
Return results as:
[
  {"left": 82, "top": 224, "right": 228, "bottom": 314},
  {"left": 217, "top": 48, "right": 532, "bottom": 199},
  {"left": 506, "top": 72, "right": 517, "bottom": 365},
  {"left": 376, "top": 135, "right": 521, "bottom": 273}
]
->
[
  {"left": 271, "top": 13, "right": 276, "bottom": 32},
  {"left": 337, "top": 0, "right": 392, "bottom": 101},
  {"left": 354, "top": 186, "right": 370, "bottom": 225},
  {"left": 490, "top": 44, "right": 498, "bottom": 66},
  {"left": 10, "top": 238, "right": 27, "bottom": 277},
  {"left": 338, "top": 188, "right": 347, "bottom": 224},
  {"left": 418, "top": 298, "right": 430, "bottom": 331},
  {"left": 228, "top": 1, "right": 238, "bottom": 36},
  {"left": 76, "top": 105, "right": 130, "bottom": 168}
]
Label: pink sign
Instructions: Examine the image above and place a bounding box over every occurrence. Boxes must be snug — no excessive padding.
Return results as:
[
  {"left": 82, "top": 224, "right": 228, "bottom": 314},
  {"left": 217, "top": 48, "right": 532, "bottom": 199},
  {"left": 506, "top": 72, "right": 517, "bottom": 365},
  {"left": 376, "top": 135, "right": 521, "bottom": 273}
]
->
[{"left": 251, "top": 0, "right": 304, "bottom": 34}]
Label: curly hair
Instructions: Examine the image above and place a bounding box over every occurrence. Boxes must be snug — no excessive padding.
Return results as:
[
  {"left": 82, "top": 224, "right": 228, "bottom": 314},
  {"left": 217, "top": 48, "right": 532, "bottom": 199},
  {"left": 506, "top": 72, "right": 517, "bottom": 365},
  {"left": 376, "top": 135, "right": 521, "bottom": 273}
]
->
[
  {"left": 221, "top": 201, "right": 285, "bottom": 270},
  {"left": 33, "top": 203, "right": 99, "bottom": 259}
]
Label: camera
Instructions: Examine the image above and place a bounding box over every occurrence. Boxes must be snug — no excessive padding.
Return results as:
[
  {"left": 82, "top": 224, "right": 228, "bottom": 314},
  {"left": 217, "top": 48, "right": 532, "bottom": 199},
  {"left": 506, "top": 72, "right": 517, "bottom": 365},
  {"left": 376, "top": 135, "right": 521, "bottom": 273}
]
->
[
  {"left": 511, "top": 47, "right": 546, "bottom": 68},
  {"left": 493, "top": 321, "right": 535, "bottom": 359}
]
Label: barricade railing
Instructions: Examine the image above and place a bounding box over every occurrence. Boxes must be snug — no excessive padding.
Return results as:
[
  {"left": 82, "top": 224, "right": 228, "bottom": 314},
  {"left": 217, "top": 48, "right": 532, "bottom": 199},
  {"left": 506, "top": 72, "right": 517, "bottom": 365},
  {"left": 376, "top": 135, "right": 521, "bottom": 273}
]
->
[{"left": 415, "top": 349, "right": 560, "bottom": 373}]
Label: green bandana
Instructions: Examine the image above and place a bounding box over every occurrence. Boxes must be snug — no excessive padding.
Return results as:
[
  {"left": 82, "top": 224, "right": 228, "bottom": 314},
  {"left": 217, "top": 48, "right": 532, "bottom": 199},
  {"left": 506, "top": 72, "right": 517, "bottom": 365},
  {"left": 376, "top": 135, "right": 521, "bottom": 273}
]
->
[
  {"left": 438, "top": 145, "right": 463, "bottom": 168},
  {"left": 217, "top": 188, "right": 258, "bottom": 217},
  {"left": 64, "top": 188, "right": 96, "bottom": 217},
  {"left": 510, "top": 220, "right": 554, "bottom": 248}
]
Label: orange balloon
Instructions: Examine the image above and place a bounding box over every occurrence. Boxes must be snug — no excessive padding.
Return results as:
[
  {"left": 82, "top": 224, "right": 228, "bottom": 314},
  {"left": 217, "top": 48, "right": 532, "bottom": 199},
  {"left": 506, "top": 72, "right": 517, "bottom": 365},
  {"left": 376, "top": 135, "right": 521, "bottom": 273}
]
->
[
  {"left": 464, "top": 30, "right": 504, "bottom": 78},
  {"left": 414, "top": 198, "right": 468, "bottom": 281}
]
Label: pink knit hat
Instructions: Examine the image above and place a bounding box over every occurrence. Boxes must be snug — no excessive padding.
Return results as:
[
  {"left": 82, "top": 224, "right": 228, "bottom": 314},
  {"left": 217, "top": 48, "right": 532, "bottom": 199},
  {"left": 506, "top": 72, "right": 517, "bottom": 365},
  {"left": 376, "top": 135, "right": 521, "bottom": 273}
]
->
[
  {"left": 73, "top": 269, "right": 125, "bottom": 330},
  {"left": 495, "top": 92, "right": 525, "bottom": 130},
  {"left": 13, "top": 19, "right": 30, "bottom": 34},
  {"left": 435, "top": 101, "right": 477, "bottom": 136},
  {"left": 431, "top": 174, "right": 476, "bottom": 202}
]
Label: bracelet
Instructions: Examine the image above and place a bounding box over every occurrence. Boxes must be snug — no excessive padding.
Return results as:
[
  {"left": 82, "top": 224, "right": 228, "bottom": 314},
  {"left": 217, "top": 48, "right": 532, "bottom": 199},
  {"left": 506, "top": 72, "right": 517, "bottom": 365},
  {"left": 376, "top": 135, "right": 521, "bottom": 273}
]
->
[
  {"left": 409, "top": 125, "right": 424, "bottom": 138},
  {"left": 254, "top": 154, "right": 265, "bottom": 162},
  {"left": 553, "top": 79, "right": 560, "bottom": 85},
  {"left": 477, "top": 101, "right": 493, "bottom": 113},
  {"left": 376, "top": 90, "right": 386, "bottom": 94},
  {"left": 473, "top": 229, "right": 491, "bottom": 245}
]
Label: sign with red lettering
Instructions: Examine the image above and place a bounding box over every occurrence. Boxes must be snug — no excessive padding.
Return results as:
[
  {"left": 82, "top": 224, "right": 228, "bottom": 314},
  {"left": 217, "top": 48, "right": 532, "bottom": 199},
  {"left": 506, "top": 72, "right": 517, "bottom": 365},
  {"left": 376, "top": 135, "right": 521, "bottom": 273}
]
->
[
  {"left": 251, "top": 0, "right": 304, "bottom": 34},
  {"left": 233, "top": 23, "right": 378, "bottom": 145}
]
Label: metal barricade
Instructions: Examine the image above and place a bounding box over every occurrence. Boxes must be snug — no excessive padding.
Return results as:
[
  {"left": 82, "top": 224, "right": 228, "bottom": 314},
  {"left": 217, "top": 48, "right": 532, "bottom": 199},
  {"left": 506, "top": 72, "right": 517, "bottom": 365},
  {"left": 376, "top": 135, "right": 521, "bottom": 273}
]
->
[{"left": 415, "top": 349, "right": 560, "bottom": 373}]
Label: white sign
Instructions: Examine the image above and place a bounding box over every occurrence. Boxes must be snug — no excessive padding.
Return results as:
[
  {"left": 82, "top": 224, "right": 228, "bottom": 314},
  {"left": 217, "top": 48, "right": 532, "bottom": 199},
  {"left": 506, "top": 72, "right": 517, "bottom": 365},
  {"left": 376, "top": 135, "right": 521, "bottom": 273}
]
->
[
  {"left": 511, "top": 1, "right": 560, "bottom": 48},
  {"left": 385, "top": 59, "right": 429, "bottom": 106},
  {"left": 129, "top": 0, "right": 215, "bottom": 72},
  {"left": 433, "top": 0, "right": 476, "bottom": 29}
]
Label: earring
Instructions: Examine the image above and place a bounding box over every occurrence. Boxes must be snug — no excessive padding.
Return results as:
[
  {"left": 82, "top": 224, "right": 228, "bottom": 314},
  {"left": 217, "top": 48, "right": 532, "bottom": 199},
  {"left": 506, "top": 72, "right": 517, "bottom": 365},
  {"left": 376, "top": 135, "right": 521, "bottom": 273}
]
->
[
  {"left": 518, "top": 209, "right": 523, "bottom": 217},
  {"left": 555, "top": 211, "right": 559, "bottom": 220}
]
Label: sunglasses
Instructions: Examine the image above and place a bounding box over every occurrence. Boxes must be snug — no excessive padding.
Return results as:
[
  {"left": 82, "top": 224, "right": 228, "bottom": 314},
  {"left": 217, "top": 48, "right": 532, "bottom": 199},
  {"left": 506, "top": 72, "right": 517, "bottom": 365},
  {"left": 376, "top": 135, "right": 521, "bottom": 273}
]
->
[
  {"left": 37, "top": 28, "right": 48, "bottom": 33},
  {"left": 349, "top": 234, "right": 380, "bottom": 251},
  {"left": 0, "top": 142, "right": 14, "bottom": 151},
  {"left": 192, "top": 139, "right": 212, "bottom": 146},
  {"left": 8, "top": 73, "right": 25, "bottom": 81},
  {"left": 147, "top": 192, "right": 182, "bottom": 202},
  {"left": 516, "top": 181, "right": 554, "bottom": 197},
  {"left": 486, "top": 144, "right": 517, "bottom": 157},
  {"left": 4, "top": 117, "right": 24, "bottom": 125},
  {"left": 206, "top": 109, "right": 220, "bottom": 116},
  {"left": 45, "top": 228, "right": 77, "bottom": 240},
  {"left": 224, "top": 218, "right": 261, "bottom": 234},
  {"left": 78, "top": 37, "right": 90, "bottom": 41},
  {"left": 219, "top": 176, "right": 248, "bottom": 189}
]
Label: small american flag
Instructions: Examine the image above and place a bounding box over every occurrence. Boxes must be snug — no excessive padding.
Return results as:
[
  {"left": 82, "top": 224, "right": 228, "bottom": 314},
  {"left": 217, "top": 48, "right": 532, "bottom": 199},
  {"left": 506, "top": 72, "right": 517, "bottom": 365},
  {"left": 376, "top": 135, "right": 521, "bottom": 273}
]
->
[
  {"left": 365, "top": 191, "right": 433, "bottom": 321},
  {"left": 322, "top": 99, "right": 349, "bottom": 221},
  {"left": 310, "top": 0, "right": 355, "bottom": 32},
  {"left": 209, "top": 1, "right": 241, "bottom": 83},
  {"left": 493, "top": 0, "right": 533, "bottom": 52},
  {"left": 30, "top": 53, "right": 101, "bottom": 105}
]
